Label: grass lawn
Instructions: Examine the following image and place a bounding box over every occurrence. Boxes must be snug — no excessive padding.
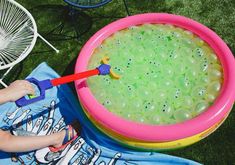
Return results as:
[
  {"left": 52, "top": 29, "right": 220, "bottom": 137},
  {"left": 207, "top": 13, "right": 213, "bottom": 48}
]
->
[{"left": 2, "top": 0, "right": 235, "bottom": 164}]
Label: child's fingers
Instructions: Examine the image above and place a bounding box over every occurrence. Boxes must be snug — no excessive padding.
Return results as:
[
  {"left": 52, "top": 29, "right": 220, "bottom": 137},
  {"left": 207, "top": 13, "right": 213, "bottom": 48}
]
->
[
  {"left": 22, "top": 80, "right": 33, "bottom": 88},
  {"left": 27, "top": 88, "right": 35, "bottom": 95},
  {"left": 27, "top": 87, "right": 35, "bottom": 95},
  {"left": 21, "top": 81, "right": 35, "bottom": 95},
  {"left": 23, "top": 85, "right": 35, "bottom": 95}
]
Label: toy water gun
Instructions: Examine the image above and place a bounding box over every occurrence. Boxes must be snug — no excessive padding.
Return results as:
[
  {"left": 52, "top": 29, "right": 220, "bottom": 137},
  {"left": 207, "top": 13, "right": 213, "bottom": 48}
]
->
[{"left": 16, "top": 57, "right": 120, "bottom": 107}]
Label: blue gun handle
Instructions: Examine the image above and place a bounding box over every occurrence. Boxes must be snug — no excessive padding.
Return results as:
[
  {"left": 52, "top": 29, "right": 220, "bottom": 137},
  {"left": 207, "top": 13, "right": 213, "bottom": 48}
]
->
[{"left": 15, "top": 78, "right": 53, "bottom": 107}]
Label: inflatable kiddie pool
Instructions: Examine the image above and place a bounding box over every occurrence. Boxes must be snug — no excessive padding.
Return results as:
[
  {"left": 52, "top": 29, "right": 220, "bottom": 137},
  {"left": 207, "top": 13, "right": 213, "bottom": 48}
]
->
[{"left": 75, "top": 13, "right": 235, "bottom": 150}]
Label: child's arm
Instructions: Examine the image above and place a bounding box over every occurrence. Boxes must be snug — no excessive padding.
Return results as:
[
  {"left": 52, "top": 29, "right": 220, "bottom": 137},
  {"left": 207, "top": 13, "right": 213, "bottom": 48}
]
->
[
  {"left": 0, "top": 129, "right": 64, "bottom": 152},
  {"left": 0, "top": 80, "right": 35, "bottom": 104}
]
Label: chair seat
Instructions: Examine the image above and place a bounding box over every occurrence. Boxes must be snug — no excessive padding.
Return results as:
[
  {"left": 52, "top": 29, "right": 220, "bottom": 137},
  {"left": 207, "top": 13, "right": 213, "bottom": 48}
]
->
[
  {"left": 0, "top": 0, "right": 36, "bottom": 70},
  {"left": 63, "top": 0, "right": 112, "bottom": 8}
]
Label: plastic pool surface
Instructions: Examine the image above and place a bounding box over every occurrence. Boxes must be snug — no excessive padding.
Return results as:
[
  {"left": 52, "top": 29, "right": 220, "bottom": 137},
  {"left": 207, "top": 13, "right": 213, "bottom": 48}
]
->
[{"left": 75, "top": 13, "right": 235, "bottom": 143}]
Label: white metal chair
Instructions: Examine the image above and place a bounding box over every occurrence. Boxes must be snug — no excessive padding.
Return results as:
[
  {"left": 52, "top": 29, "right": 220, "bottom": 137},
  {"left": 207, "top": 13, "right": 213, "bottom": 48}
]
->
[{"left": 0, "top": 0, "right": 59, "bottom": 87}]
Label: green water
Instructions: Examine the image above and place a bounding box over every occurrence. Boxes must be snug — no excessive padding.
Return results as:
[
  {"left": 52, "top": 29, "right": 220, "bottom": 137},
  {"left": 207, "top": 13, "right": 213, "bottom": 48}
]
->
[{"left": 87, "top": 24, "right": 223, "bottom": 125}]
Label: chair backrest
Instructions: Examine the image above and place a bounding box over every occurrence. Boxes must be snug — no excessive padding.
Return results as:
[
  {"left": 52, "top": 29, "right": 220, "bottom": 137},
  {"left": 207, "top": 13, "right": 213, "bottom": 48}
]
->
[
  {"left": 63, "top": 0, "right": 112, "bottom": 9},
  {"left": 0, "top": 0, "right": 37, "bottom": 70}
]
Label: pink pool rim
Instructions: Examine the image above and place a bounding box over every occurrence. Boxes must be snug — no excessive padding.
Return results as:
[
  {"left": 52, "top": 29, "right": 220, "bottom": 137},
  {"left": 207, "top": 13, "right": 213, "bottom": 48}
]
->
[{"left": 75, "top": 13, "right": 235, "bottom": 142}]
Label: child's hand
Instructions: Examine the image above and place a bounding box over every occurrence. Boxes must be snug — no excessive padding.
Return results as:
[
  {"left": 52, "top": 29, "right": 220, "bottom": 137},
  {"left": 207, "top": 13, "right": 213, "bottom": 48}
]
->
[{"left": 4, "top": 80, "right": 35, "bottom": 102}]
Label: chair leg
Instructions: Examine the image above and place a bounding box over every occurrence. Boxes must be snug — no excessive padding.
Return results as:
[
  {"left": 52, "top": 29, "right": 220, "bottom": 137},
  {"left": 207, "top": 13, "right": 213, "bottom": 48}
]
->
[
  {"left": 122, "top": 0, "right": 131, "bottom": 16},
  {"left": 29, "top": 27, "right": 59, "bottom": 53},
  {"left": 37, "top": 33, "right": 60, "bottom": 53},
  {"left": 0, "top": 66, "right": 14, "bottom": 88},
  {"left": 0, "top": 80, "right": 8, "bottom": 88}
]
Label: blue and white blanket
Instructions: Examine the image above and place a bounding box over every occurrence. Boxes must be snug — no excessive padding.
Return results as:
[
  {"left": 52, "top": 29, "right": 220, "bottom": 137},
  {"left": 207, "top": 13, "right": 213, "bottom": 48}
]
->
[{"left": 0, "top": 62, "right": 201, "bottom": 165}]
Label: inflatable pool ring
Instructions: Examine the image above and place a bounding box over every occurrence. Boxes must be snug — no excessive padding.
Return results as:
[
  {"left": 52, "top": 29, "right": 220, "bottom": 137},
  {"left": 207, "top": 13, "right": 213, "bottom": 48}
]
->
[
  {"left": 75, "top": 13, "right": 235, "bottom": 150},
  {"left": 83, "top": 106, "right": 230, "bottom": 150}
]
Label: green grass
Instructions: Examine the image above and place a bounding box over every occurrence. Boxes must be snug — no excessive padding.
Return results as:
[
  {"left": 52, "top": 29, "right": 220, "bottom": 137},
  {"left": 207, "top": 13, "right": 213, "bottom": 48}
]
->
[{"left": 2, "top": 0, "right": 235, "bottom": 164}]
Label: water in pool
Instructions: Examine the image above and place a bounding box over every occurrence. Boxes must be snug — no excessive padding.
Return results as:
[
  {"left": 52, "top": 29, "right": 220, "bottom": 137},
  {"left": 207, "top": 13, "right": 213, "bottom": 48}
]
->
[{"left": 87, "top": 24, "right": 223, "bottom": 125}]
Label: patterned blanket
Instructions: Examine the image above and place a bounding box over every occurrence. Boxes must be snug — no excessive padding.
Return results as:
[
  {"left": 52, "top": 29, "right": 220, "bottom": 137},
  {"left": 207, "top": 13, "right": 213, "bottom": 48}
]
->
[{"left": 0, "top": 62, "right": 200, "bottom": 165}]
